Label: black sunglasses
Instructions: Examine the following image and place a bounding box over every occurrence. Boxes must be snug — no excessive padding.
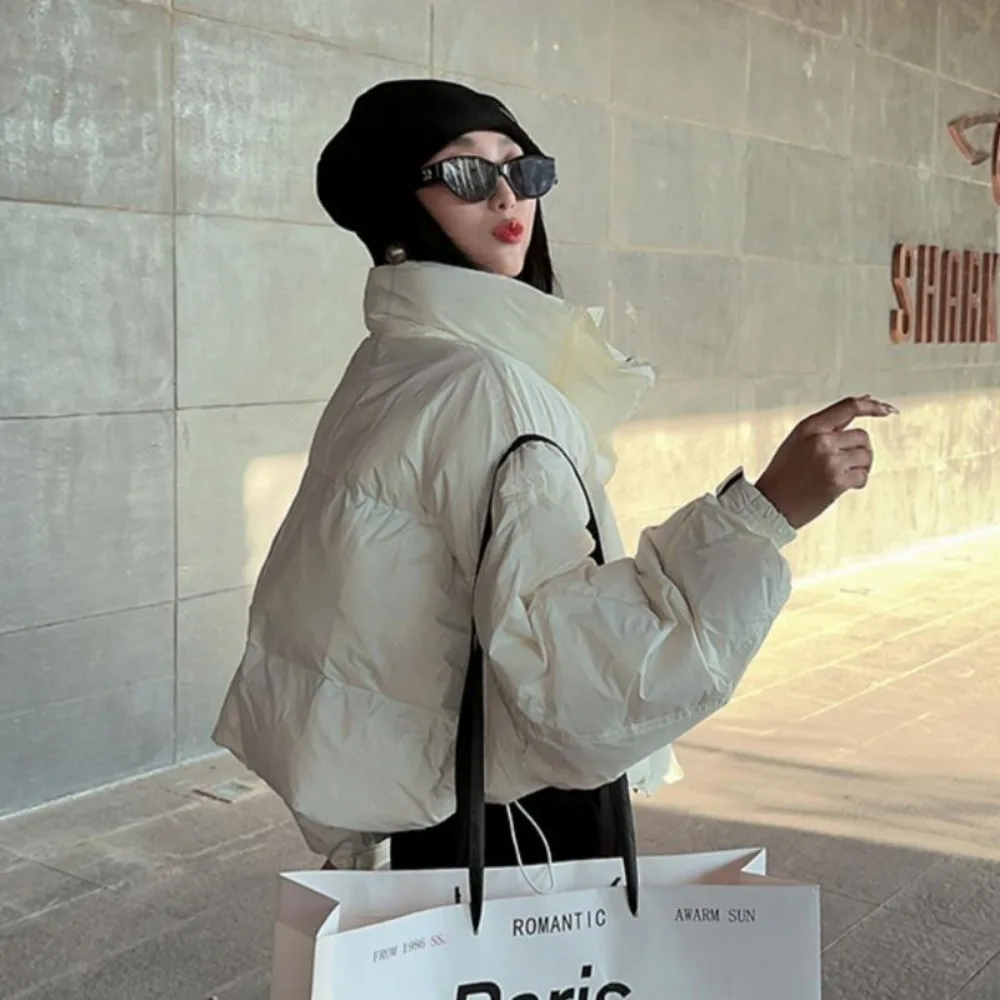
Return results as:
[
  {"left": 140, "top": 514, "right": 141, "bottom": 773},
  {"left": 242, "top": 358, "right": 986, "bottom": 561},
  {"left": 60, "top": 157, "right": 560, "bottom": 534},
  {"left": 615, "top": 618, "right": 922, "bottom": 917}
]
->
[{"left": 418, "top": 154, "right": 558, "bottom": 203}]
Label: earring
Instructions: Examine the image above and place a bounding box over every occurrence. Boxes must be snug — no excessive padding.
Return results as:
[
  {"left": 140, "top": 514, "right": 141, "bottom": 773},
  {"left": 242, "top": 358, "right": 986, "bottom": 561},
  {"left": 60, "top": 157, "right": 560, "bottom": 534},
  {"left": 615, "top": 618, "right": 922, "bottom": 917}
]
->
[{"left": 385, "top": 244, "right": 407, "bottom": 265}]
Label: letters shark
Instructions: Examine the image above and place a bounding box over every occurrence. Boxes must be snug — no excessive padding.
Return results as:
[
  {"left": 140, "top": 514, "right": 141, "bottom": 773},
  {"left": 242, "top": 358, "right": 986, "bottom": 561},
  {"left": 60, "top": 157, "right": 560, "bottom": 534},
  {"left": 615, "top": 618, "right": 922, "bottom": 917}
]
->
[{"left": 890, "top": 244, "right": 998, "bottom": 344}]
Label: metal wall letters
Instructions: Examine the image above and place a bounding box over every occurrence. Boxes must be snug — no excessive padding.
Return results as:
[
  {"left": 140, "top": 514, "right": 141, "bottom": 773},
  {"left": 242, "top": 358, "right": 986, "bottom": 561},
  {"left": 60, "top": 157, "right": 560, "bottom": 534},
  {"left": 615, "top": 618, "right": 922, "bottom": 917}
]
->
[
  {"left": 947, "top": 112, "right": 1000, "bottom": 207},
  {"left": 890, "top": 245, "right": 998, "bottom": 344},
  {"left": 888, "top": 114, "right": 1000, "bottom": 345}
]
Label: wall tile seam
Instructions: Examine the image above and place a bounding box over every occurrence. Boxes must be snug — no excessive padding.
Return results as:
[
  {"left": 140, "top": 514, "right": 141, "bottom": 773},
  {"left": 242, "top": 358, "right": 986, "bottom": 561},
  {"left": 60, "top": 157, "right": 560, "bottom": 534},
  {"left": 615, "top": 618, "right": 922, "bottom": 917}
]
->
[
  {"left": 0, "top": 55, "right": 988, "bottom": 154},
  {"left": 854, "top": 162, "right": 995, "bottom": 187},
  {"left": 0, "top": 599, "right": 178, "bottom": 641},
  {"left": 170, "top": 0, "right": 181, "bottom": 768},
  {"left": 628, "top": 0, "right": 940, "bottom": 72},
  {"left": 433, "top": 68, "right": 613, "bottom": 109},
  {"left": 2, "top": 404, "right": 330, "bottom": 426},
  {"left": 727, "top": 3, "right": 996, "bottom": 99},
  {"left": 927, "top": 48, "right": 943, "bottom": 180},
  {"left": 177, "top": 211, "right": 334, "bottom": 230},
  {"left": 734, "top": 368, "right": 849, "bottom": 381},
  {"left": 853, "top": 162, "right": 991, "bottom": 184},
  {"left": 850, "top": 261, "right": 994, "bottom": 274},
  {"left": 551, "top": 237, "right": 614, "bottom": 251},
  {"left": 614, "top": 112, "right": 858, "bottom": 161},
  {"left": 717, "top": 0, "right": 859, "bottom": 44},
  {"left": 736, "top": 248, "right": 855, "bottom": 269},
  {"left": 169, "top": 210, "right": 339, "bottom": 231},
  {"left": 738, "top": 2, "right": 976, "bottom": 87},
  {"left": 0, "top": 195, "right": 173, "bottom": 218},
  {"left": 934, "top": 172, "right": 1000, "bottom": 191},
  {"left": 0, "top": 675, "right": 178, "bottom": 726},
  {"left": 0, "top": 766, "right": 180, "bottom": 829},
  {"left": 428, "top": 1, "right": 436, "bottom": 75},
  {"left": 18, "top": 177, "right": 985, "bottom": 225},
  {"left": 0, "top": 762, "right": 202, "bottom": 825},
  {"left": 605, "top": 244, "right": 739, "bottom": 258},
  {"left": 176, "top": 585, "right": 253, "bottom": 605},
  {"left": 609, "top": 251, "right": 959, "bottom": 273},
  {"left": 837, "top": 370, "right": 999, "bottom": 381},
  {"left": 736, "top": 2, "right": 753, "bottom": 256},
  {"left": 171, "top": 8, "right": 433, "bottom": 72},
  {"left": 617, "top": 114, "right": 986, "bottom": 177},
  {"left": 175, "top": 399, "right": 330, "bottom": 414},
  {"left": 2, "top": 15, "right": 993, "bottom": 144},
  {"left": 606, "top": 20, "right": 620, "bottom": 335},
  {"left": 737, "top": 364, "right": 980, "bottom": 380},
  {"left": 745, "top": 250, "right": 856, "bottom": 265},
  {"left": 856, "top": 47, "right": 940, "bottom": 80},
  {"left": 609, "top": 15, "right": 999, "bottom": 102},
  {"left": 936, "top": 71, "right": 1000, "bottom": 102},
  {"left": 0, "top": 198, "right": 362, "bottom": 231},
  {"left": 614, "top": 36, "right": 989, "bottom": 116},
  {"left": 934, "top": 0, "right": 944, "bottom": 78},
  {"left": 606, "top": 246, "right": 872, "bottom": 264},
  {"left": 0, "top": 586, "right": 262, "bottom": 650},
  {"left": 3, "top": 146, "right": 988, "bottom": 224},
  {"left": 846, "top": 20, "right": 859, "bottom": 178},
  {"left": 0, "top": 408, "right": 176, "bottom": 423},
  {"left": 8, "top": 141, "right": 989, "bottom": 223},
  {"left": 855, "top": 48, "right": 940, "bottom": 85}
]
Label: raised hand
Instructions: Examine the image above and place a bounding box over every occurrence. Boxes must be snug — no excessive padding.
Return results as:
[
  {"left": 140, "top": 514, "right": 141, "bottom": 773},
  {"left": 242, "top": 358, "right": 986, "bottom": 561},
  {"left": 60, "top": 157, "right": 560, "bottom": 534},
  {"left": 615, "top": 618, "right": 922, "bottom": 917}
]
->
[{"left": 754, "top": 395, "right": 899, "bottom": 530}]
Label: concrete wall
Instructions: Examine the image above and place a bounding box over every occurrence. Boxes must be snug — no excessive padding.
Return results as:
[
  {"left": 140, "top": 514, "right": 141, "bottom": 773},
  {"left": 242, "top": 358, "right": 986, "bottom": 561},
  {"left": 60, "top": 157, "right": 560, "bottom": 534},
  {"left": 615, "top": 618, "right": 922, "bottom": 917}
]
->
[{"left": 2, "top": 0, "right": 999, "bottom": 814}]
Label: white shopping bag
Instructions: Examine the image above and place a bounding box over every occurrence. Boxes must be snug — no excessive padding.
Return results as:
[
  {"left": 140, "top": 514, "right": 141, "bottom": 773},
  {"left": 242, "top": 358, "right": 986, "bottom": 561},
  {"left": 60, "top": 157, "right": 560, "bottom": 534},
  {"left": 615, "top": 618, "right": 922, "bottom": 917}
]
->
[{"left": 270, "top": 848, "right": 820, "bottom": 999}]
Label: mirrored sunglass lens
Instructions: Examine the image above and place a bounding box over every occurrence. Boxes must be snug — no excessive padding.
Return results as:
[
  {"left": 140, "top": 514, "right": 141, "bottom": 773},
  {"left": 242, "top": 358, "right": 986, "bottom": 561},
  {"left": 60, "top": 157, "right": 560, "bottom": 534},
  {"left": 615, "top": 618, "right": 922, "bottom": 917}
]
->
[
  {"left": 442, "top": 158, "right": 498, "bottom": 200},
  {"left": 507, "top": 156, "right": 556, "bottom": 198}
]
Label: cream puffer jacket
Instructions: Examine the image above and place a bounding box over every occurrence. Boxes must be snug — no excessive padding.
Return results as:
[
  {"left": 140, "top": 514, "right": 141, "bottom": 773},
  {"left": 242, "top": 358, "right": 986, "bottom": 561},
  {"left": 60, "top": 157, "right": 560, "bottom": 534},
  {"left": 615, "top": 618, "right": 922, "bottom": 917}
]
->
[{"left": 212, "top": 261, "right": 795, "bottom": 867}]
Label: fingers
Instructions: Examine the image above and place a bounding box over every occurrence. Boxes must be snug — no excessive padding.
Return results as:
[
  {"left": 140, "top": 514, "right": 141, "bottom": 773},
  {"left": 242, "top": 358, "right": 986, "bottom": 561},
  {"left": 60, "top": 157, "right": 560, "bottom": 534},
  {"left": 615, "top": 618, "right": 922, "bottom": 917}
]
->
[
  {"left": 801, "top": 395, "right": 898, "bottom": 434},
  {"left": 835, "top": 438, "right": 874, "bottom": 489},
  {"left": 840, "top": 465, "right": 871, "bottom": 490},
  {"left": 810, "top": 428, "right": 871, "bottom": 462},
  {"left": 830, "top": 427, "right": 872, "bottom": 453},
  {"left": 811, "top": 428, "right": 873, "bottom": 489},
  {"left": 840, "top": 444, "right": 873, "bottom": 471}
]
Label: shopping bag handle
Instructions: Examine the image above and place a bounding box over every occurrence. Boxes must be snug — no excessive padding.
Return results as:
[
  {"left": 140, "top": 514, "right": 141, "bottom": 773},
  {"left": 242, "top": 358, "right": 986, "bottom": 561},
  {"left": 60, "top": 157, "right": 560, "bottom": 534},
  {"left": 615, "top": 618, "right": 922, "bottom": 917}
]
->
[{"left": 455, "top": 433, "right": 640, "bottom": 932}]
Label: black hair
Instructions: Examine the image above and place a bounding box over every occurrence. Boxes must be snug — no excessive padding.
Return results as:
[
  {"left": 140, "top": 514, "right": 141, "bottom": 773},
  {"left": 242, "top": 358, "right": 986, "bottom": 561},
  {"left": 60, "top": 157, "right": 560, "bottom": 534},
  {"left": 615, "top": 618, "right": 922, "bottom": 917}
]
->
[
  {"left": 360, "top": 197, "right": 557, "bottom": 297},
  {"left": 516, "top": 207, "right": 556, "bottom": 296}
]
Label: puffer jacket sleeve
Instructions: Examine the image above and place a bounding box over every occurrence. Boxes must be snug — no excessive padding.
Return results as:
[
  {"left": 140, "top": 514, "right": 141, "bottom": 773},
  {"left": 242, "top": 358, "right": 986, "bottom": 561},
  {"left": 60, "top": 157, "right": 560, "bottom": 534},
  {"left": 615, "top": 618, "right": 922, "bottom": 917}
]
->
[{"left": 474, "top": 437, "right": 794, "bottom": 790}]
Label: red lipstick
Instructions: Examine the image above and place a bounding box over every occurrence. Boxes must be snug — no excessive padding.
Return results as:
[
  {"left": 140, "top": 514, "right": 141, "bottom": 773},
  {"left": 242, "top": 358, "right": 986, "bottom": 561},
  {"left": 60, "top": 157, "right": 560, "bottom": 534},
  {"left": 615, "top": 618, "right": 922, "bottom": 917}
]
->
[{"left": 493, "top": 220, "right": 525, "bottom": 244}]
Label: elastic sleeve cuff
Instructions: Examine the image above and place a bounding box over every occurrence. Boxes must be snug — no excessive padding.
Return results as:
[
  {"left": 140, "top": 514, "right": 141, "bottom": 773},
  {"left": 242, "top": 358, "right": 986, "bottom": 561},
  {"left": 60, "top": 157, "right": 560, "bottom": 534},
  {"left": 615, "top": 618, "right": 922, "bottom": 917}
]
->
[{"left": 716, "top": 468, "right": 797, "bottom": 549}]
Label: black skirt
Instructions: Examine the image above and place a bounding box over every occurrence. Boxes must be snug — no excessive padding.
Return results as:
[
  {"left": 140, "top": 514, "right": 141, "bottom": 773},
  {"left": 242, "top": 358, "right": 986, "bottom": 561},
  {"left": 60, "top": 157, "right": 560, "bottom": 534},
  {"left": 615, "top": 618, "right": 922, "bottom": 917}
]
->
[{"left": 390, "top": 783, "right": 625, "bottom": 870}]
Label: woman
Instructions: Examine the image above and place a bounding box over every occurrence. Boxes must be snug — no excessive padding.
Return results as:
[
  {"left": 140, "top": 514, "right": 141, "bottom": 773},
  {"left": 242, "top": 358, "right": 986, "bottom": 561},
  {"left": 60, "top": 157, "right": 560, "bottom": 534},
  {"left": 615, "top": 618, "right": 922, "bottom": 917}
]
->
[{"left": 213, "top": 79, "right": 895, "bottom": 872}]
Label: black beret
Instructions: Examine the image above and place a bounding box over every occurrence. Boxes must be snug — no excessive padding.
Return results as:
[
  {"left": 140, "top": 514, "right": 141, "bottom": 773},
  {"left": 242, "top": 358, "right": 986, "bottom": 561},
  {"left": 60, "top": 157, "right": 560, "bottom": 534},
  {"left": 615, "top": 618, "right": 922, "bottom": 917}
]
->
[{"left": 316, "top": 78, "right": 543, "bottom": 237}]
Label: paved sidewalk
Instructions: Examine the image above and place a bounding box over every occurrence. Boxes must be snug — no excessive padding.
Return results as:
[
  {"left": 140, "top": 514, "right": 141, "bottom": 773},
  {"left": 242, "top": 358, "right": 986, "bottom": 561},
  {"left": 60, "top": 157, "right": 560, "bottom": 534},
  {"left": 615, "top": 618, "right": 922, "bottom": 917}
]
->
[{"left": 2, "top": 530, "right": 999, "bottom": 999}]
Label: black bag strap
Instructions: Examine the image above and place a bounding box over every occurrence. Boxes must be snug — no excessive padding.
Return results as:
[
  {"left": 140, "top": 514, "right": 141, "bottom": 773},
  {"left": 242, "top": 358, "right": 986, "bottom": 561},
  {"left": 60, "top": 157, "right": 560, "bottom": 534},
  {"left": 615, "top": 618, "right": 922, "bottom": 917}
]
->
[{"left": 455, "top": 433, "right": 639, "bottom": 932}]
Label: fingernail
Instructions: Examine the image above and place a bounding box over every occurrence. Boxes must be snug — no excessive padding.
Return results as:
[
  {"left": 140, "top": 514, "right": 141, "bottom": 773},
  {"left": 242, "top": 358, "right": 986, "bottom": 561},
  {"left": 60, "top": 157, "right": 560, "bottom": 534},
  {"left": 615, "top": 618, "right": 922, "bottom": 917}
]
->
[{"left": 884, "top": 403, "right": 900, "bottom": 414}]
